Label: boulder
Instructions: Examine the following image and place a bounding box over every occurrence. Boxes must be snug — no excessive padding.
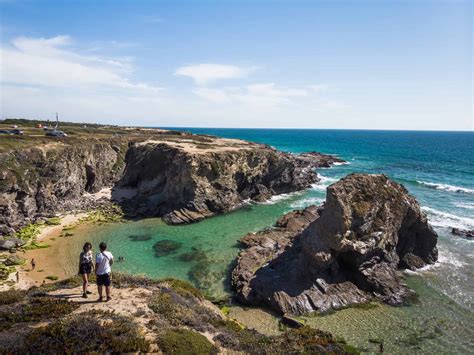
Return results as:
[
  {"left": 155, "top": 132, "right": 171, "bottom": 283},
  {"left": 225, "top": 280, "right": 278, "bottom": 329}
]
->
[
  {"left": 233, "top": 174, "right": 438, "bottom": 315},
  {"left": 451, "top": 228, "right": 474, "bottom": 239},
  {"left": 0, "top": 237, "right": 25, "bottom": 250}
]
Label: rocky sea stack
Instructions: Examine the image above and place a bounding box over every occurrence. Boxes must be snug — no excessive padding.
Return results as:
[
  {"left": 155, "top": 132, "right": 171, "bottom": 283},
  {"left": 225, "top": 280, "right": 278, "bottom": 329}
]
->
[{"left": 233, "top": 174, "right": 438, "bottom": 315}]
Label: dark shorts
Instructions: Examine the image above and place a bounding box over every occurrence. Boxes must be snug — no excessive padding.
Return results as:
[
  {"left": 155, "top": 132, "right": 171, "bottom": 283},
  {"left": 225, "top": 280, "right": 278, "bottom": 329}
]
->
[
  {"left": 79, "top": 263, "right": 93, "bottom": 275},
  {"left": 97, "top": 273, "right": 111, "bottom": 286}
]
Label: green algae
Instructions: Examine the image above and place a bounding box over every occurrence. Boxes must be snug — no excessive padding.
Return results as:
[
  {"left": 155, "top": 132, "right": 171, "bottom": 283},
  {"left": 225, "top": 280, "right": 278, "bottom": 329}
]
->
[{"left": 153, "top": 240, "right": 182, "bottom": 257}]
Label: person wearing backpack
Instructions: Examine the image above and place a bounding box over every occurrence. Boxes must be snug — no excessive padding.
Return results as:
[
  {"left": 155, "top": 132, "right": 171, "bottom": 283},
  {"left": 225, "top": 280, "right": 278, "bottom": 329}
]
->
[{"left": 95, "top": 242, "right": 114, "bottom": 302}]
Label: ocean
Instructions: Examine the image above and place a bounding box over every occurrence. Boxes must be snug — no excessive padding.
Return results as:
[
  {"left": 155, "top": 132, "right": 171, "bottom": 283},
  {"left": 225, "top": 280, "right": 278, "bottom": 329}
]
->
[{"left": 62, "top": 129, "right": 473, "bottom": 353}]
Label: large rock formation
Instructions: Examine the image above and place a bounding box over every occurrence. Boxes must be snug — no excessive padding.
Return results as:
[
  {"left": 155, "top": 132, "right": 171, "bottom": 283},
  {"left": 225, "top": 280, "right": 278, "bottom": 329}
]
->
[
  {"left": 116, "top": 141, "right": 343, "bottom": 224},
  {"left": 233, "top": 174, "right": 438, "bottom": 315},
  {"left": 0, "top": 141, "right": 125, "bottom": 235},
  {"left": 0, "top": 126, "right": 344, "bottom": 233}
]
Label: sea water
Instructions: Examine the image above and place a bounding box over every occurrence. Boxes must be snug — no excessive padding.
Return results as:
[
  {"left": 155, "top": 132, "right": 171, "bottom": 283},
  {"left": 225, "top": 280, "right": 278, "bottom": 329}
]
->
[{"left": 62, "top": 129, "right": 473, "bottom": 353}]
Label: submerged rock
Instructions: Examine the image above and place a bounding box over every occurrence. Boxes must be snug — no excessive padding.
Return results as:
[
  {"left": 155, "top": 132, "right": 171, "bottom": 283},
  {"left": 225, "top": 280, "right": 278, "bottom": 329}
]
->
[
  {"left": 128, "top": 234, "right": 152, "bottom": 242},
  {"left": 451, "top": 228, "right": 474, "bottom": 239},
  {"left": 153, "top": 240, "right": 182, "bottom": 257},
  {"left": 232, "top": 174, "right": 438, "bottom": 315}
]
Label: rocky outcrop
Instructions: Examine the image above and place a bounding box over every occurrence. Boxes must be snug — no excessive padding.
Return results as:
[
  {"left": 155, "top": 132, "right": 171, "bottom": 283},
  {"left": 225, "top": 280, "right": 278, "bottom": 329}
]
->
[
  {"left": 0, "top": 141, "right": 126, "bottom": 235},
  {"left": 451, "top": 228, "right": 474, "bottom": 239},
  {"left": 233, "top": 174, "right": 438, "bottom": 315},
  {"left": 117, "top": 142, "right": 342, "bottom": 224},
  {"left": 0, "top": 129, "right": 344, "bottom": 233}
]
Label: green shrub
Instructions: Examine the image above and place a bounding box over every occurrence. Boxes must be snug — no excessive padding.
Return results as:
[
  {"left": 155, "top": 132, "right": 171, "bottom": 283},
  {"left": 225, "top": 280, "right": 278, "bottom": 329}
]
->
[
  {"left": 45, "top": 217, "right": 61, "bottom": 226},
  {"left": 0, "top": 289, "right": 26, "bottom": 305},
  {"left": 24, "top": 241, "right": 50, "bottom": 250},
  {"left": 0, "top": 264, "right": 15, "bottom": 280},
  {"left": 148, "top": 292, "right": 185, "bottom": 325},
  {"left": 161, "top": 278, "right": 202, "bottom": 299},
  {"left": 157, "top": 329, "right": 217, "bottom": 355},
  {"left": 1, "top": 255, "right": 25, "bottom": 266},
  {"left": 15, "top": 223, "right": 42, "bottom": 240},
  {"left": 4, "top": 313, "right": 150, "bottom": 353},
  {"left": 0, "top": 297, "right": 79, "bottom": 331}
]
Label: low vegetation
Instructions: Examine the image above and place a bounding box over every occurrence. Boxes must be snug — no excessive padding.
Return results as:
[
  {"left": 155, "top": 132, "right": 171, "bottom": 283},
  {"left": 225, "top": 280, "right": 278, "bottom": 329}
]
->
[
  {"left": 157, "top": 328, "right": 217, "bottom": 355},
  {"left": 0, "top": 272, "right": 358, "bottom": 353}
]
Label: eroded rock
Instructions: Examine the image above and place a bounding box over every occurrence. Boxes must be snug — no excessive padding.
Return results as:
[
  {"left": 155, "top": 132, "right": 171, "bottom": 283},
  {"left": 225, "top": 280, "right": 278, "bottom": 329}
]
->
[
  {"left": 118, "top": 142, "right": 342, "bottom": 224},
  {"left": 233, "top": 174, "right": 438, "bottom": 315}
]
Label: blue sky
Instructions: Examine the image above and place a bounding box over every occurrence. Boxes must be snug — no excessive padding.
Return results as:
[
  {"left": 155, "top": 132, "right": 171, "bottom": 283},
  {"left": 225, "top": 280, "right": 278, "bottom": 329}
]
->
[{"left": 0, "top": 0, "right": 472, "bottom": 130}]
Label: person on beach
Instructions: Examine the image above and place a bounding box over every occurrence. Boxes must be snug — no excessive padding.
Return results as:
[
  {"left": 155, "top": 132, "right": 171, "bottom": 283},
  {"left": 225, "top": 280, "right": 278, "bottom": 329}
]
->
[
  {"left": 30, "top": 259, "right": 36, "bottom": 270},
  {"left": 15, "top": 271, "right": 19, "bottom": 283},
  {"left": 95, "top": 242, "right": 114, "bottom": 302},
  {"left": 79, "top": 242, "right": 94, "bottom": 298}
]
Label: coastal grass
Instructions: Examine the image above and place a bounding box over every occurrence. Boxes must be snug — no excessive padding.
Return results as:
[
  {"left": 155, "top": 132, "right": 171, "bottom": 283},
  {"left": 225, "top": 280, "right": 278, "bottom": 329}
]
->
[
  {"left": 45, "top": 217, "right": 61, "bottom": 226},
  {"left": 0, "top": 272, "right": 360, "bottom": 354},
  {"left": 0, "top": 296, "right": 79, "bottom": 331},
  {"left": 157, "top": 329, "right": 217, "bottom": 355},
  {"left": 24, "top": 241, "right": 50, "bottom": 250},
  {"left": 0, "top": 289, "right": 27, "bottom": 305},
  {"left": 0, "top": 312, "right": 150, "bottom": 353}
]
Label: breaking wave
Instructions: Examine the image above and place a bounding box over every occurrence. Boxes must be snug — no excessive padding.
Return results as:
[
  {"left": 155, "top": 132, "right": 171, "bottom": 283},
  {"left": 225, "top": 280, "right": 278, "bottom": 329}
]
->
[
  {"left": 289, "top": 197, "right": 325, "bottom": 209},
  {"left": 311, "top": 175, "right": 338, "bottom": 191},
  {"left": 422, "top": 206, "right": 474, "bottom": 230},
  {"left": 417, "top": 181, "right": 474, "bottom": 194}
]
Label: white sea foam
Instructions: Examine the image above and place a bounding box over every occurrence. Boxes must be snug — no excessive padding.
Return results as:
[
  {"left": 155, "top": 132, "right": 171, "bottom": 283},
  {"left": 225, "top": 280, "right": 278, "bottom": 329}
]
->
[
  {"left": 311, "top": 174, "right": 338, "bottom": 191},
  {"left": 455, "top": 202, "right": 474, "bottom": 210},
  {"left": 405, "top": 247, "right": 467, "bottom": 277},
  {"left": 437, "top": 248, "right": 468, "bottom": 268},
  {"left": 289, "top": 197, "right": 325, "bottom": 209},
  {"left": 417, "top": 181, "right": 474, "bottom": 194},
  {"left": 332, "top": 161, "right": 350, "bottom": 166},
  {"left": 258, "top": 190, "right": 305, "bottom": 205},
  {"left": 422, "top": 206, "right": 474, "bottom": 230}
]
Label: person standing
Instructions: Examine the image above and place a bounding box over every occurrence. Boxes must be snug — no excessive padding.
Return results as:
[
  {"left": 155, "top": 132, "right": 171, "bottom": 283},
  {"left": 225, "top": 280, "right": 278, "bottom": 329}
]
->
[
  {"left": 95, "top": 242, "right": 113, "bottom": 302},
  {"left": 30, "top": 258, "right": 36, "bottom": 270},
  {"left": 15, "top": 271, "right": 19, "bottom": 283},
  {"left": 79, "top": 242, "right": 94, "bottom": 298}
]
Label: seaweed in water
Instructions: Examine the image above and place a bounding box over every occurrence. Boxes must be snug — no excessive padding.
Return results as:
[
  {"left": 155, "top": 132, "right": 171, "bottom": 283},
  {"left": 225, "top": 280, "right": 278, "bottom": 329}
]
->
[
  {"left": 178, "top": 247, "right": 208, "bottom": 262},
  {"left": 153, "top": 240, "right": 182, "bottom": 257},
  {"left": 128, "top": 234, "right": 152, "bottom": 242}
]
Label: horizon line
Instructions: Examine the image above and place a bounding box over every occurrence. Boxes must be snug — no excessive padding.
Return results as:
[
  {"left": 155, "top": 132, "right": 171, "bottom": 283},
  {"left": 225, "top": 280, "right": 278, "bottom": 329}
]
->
[{"left": 1, "top": 118, "right": 472, "bottom": 132}]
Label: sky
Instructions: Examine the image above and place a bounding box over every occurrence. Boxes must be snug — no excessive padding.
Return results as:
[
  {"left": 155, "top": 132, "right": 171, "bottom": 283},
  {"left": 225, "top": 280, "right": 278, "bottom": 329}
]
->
[{"left": 0, "top": 0, "right": 472, "bottom": 130}]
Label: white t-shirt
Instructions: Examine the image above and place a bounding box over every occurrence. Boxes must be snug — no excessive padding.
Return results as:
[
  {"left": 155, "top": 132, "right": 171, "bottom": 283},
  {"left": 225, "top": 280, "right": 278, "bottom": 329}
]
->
[{"left": 96, "top": 251, "right": 114, "bottom": 275}]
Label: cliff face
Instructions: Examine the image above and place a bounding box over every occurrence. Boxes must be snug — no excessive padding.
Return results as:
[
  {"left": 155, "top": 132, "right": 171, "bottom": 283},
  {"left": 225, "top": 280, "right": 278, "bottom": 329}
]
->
[
  {"left": 117, "top": 141, "right": 341, "bottom": 224},
  {"left": 232, "top": 174, "right": 438, "bottom": 315},
  {"left": 0, "top": 141, "right": 125, "bottom": 234},
  {"left": 0, "top": 130, "right": 343, "bottom": 234}
]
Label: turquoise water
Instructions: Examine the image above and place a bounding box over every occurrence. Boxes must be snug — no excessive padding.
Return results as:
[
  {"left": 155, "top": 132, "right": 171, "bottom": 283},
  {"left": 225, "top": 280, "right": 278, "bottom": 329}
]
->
[{"left": 61, "top": 129, "right": 473, "bottom": 353}]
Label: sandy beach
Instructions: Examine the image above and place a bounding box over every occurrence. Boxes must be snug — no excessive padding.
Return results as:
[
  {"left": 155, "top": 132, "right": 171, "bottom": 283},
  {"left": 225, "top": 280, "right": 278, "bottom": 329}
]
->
[{"left": 1, "top": 213, "right": 88, "bottom": 291}]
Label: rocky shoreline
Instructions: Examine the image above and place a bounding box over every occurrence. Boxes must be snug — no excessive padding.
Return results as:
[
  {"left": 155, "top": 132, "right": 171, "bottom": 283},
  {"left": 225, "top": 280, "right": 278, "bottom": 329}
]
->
[
  {"left": 232, "top": 174, "right": 438, "bottom": 315},
  {"left": 0, "top": 127, "right": 344, "bottom": 236}
]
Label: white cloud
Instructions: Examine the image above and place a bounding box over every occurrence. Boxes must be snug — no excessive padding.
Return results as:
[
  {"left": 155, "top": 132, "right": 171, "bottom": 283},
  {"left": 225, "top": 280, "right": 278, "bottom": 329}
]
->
[
  {"left": 0, "top": 35, "right": 161, "bottom": 93},
  {"left": 192, "top": 83, "right": 310, "bottom": 108},
  {"left": 0, "top": 35, "right": 352, "bottom": 128},
  {"left": 175, "top": 63, "right": 251, "bottom": 85},
  {"left": 309, "top": 84, "right": 335, "bottom": 93}
]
